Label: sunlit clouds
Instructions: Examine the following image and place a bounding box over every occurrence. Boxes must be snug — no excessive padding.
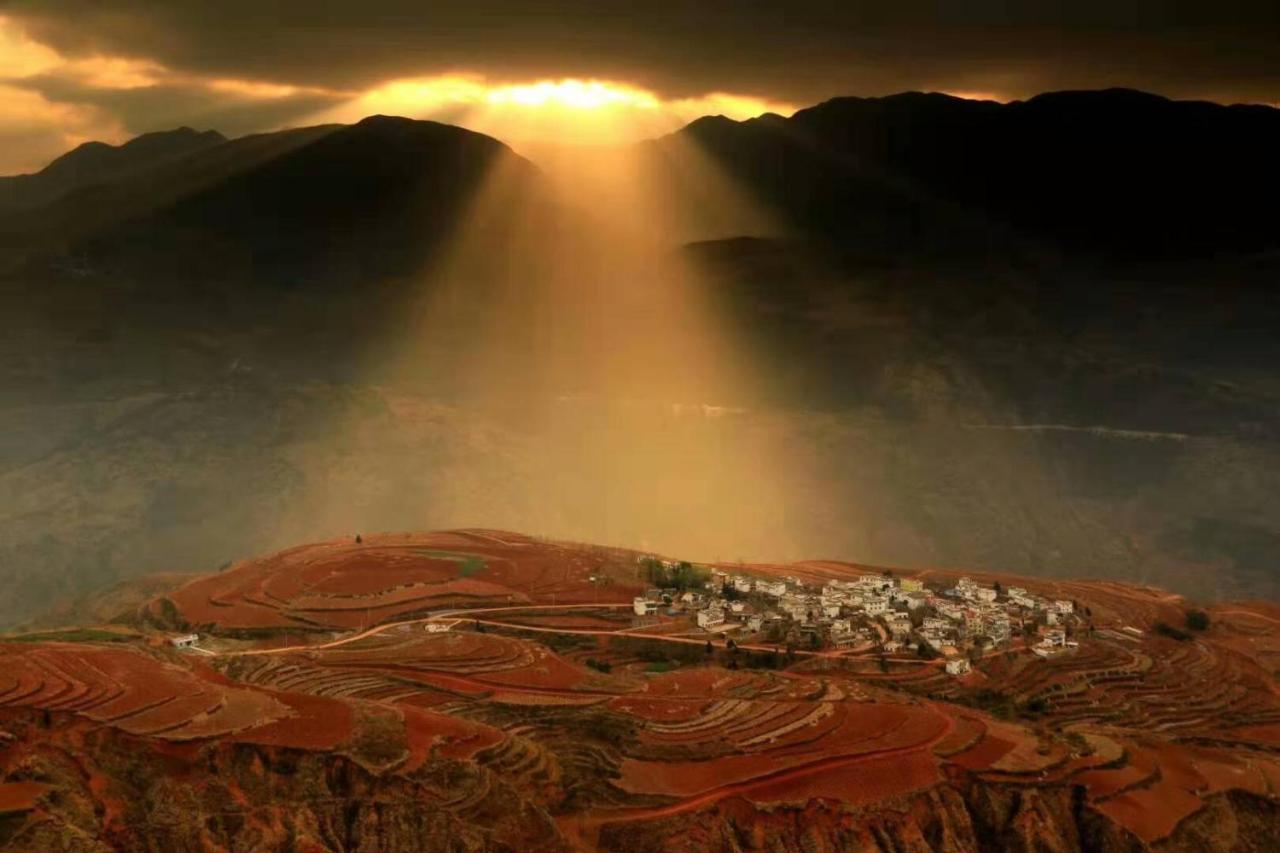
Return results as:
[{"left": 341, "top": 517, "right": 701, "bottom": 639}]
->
[
  {"left": 0, "top": 12, "right": 797, "bottom": 173},
  {"left": 316, "top": 74, "right": 794, "bottom": 145}
]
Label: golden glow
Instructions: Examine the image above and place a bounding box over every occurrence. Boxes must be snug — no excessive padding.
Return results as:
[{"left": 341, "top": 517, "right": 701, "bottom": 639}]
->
[
  {"left": 487, "top": 79, "right": 660, "bottom": 111},
  {"left": 939, "top": 89, "right": 1009, "bottom": 103},
  {"left": 0, "top": 15, "right": 62, "bottom": 79},
  {"left": 205, "top": 77, "right": 336, "bottom": 100},
  {"left": 319, "top": 74, "right": 794, "bottom": 144}
]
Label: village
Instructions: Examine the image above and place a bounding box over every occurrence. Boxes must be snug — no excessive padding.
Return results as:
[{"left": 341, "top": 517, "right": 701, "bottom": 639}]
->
[{"left": 632, "top": 558, "right": 1084, "bottom": 676}]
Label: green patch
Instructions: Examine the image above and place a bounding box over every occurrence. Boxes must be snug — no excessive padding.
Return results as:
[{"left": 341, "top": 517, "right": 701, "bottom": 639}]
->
[
  {"left": 410, "top": 549, "right": 489, "bottom": 578},
  {"left": 645, "top": 661, "right": 677, "bottom": 673},
  {"left": 4, "top": 628, "right": 134, "bottom": 644}
]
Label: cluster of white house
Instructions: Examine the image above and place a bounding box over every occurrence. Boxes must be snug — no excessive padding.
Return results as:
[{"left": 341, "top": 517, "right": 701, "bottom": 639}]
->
[{"left": 635, "top": 568, "right": 1083, "bottom": 675}]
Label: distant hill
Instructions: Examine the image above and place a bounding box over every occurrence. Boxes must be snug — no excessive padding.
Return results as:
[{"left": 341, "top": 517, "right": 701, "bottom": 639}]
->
[
  {"left": 0, "top": 116, "right": 545, "bottom": 284},
  {"left": 0, "top": 127, "right": 227, "bottom": 210},
  {"left": 658, "top": 89, "right": 1280, "bottom": 260}
]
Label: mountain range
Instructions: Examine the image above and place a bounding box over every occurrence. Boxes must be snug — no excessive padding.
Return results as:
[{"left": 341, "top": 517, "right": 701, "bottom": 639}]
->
[{"left": 1, "top": 89, "right": 1279, "bottom": 630}]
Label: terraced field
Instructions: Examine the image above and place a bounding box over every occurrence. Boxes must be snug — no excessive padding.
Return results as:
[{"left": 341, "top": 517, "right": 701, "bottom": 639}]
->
[
  {"left": 4, "top": 531, "right": 1280, "bottom": 850},
  {"left": 150, "top": 530, "right": 644, "bottom": 634}
]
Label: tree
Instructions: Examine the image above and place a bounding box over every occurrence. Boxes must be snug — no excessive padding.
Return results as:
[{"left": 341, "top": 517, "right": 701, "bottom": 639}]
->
[
  {"left": 1155, "top": 621, "right": 1191, "bottom": 642},
  {"left": 1185, "top": 610, "right": 1210, "bottom": 631},
  {"left": 355, "top": 534, "right": 363, "bottom": 544},
  {"left": 705, "top": 640, "right": 713, "bottom": 656},
  {"left": 993, "top": 581, "right": 1002, "bottom": 595}
]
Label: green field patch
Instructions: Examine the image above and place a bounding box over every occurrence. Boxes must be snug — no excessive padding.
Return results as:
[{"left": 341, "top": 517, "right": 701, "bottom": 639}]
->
[
  {"left": 408, "top": 549, "right": 489, "bottom": 578},
  {"left": 5, "top": 628, "right": 135, "bottom": 644}
]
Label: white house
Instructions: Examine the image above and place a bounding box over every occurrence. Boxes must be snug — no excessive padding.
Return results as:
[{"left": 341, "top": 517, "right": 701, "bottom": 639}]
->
[
  {"left": 633, "top": 597, "right": 659, "bottom": 616},
  {"left": 1009, "top": 591, "right": 1037, "bottom": 609},
  {"left": 904, "top": 591, "right": 929, "bottom": 610},
  {"left": 697, "top": 607, "right": 726, "bottom": 629},
  {"left": 945, "top": 657, "right": 972, "bottom": 676},
  {"left": 1053, "top": 600, "right": 1075, "bottom": 614},
  {"left": 734, "top": 576, "right": 753, "bottom": 593},
  {"left": 169, "top": 633, "right": 199, "bottom": 649},
  {"left": 863, "top": 597, "right": 889, "bottom": 616},
  {"left": 987, "top": 616, "right": 1012, "bottom": 643},
  {"left": 1042, "top": 627, "right": 1067, "bottom": 647},
  {"left": 759, "top": 580, "right": 788, "bottom": 598},
  {"left": 426, "top": 622, "right": 451, "bottom": 633},
  {"left": 974, "top": 587, "right": 998, "bottom": 603},
  {"left": 747, "top": 614, "right": 764, "bottom": 632}
]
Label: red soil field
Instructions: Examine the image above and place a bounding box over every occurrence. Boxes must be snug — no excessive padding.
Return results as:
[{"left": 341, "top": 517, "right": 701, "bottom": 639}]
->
[
  {"left": 947, "top": 732, "right": 1017, "bottom": 771},
  {"left": 10, "top": 531, "right": 1280, "bottom": 850},
  {"left": 163, "top": 532, "right": 643, "bottom": 632},
  {"left": 231, "top": 691, "right": 356, "bottom": 751},
  {"left": 0, "top": 781, "right": 48, "bottom": 814},
  {"left": 745, "top": 749, "right": 942, "bottom": 806},
  {"left": 1093, "top": 785, "right": 1204, "bottom": 844},
  {"left": 399, "top": 705, "right": 503, "bottom": 771},
  {"left": 0, "top": 643, "right": 291, "bottom": 740},
  {"left": 616, "top": 702, "right": 947, "bottom": 798}
]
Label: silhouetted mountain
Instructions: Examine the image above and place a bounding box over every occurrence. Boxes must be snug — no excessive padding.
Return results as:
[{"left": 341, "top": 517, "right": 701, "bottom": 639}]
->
[
  {"left": 0, "top": 127, "right": 227, "bottom": 210},
  {"left": 662, "top": 89, "right": 1280, "bottom": 260},
  {"left": 0, "top": 116, "right": 543, "bottom": 284}
]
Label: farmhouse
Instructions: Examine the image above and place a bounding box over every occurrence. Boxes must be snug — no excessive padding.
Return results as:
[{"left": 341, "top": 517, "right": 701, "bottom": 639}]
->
[
  {"left": 169, "top": 633, "right": 199, "bottom": 649},
  {"left": 758, "top": 580, "right": 788, "bottom": 597},
  {"left": 945, "top": 657, "right": 972, "bottom": 676},
  {"left": 697, "top": 607, "right": 726, "bottom": 630},
  {"left": 633, "top": 596, "right": 659, "bottom": 616}
]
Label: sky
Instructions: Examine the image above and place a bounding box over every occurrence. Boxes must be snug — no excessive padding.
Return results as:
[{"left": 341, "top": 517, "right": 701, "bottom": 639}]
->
[{"left": 1, "top": 1, "right": 1278, "bottom": 173}]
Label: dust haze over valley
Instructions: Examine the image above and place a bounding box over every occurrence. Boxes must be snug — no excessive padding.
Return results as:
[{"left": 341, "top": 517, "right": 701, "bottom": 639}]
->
[{"left": 3, "top": 91, "right": 1280, "bottom": 628}]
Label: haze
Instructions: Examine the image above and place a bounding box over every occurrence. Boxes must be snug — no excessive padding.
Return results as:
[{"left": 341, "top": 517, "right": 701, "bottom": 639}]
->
[{"left": 2, "top": 5, "right": 1280, "bottom": 630}]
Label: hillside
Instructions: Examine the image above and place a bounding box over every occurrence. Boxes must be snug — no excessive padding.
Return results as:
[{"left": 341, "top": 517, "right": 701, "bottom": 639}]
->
[
  {"left": 1, "top": 531, "right": 1278, "bottom": 850},
  {"left": 0, "top": 127, "right": 227, "bottom": 211},
  {"left": 655, "top": 89, "right": 1280, "bottom": 260}
]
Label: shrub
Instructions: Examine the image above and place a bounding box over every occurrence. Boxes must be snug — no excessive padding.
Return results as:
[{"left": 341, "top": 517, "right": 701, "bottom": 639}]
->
[
  {"left": 1185, "top": 609, "right": 1210, "bottom": 631},
  {"left": 1154, "top": 621, "right": 1192, "bottom": 642},
  {"left": 584, "top": 658, "right": 612, "bottom": 673}
]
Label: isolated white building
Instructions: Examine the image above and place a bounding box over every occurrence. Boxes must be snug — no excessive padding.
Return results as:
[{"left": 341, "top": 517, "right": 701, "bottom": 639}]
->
[
  {"left": 169, "top": 633, "right": 199, "bottom": 649},
  {"left": 945, "top": 657, "right": 972, "bottom": 676}
]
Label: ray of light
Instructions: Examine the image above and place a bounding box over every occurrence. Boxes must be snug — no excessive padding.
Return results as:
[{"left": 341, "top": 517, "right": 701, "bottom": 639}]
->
[{"left": 277, "top": 95, "right": 822, "bottom": 565}]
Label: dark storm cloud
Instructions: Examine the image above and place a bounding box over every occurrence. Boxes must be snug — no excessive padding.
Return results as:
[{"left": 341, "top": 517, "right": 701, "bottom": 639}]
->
[
  {"left": 6, "top": 0, "right": 1280, "bottom": 105},
  {"left": 10, "top": 72, "right": 344, "bottom": 139}
]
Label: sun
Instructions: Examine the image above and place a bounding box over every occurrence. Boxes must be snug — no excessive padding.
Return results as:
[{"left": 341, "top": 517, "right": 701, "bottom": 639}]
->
[
  {"left": 486, "top": 79, "right": 660, "bottom": 111},
  {"left": 316, "top": 74, "right": 793, "bottom": 145}
]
